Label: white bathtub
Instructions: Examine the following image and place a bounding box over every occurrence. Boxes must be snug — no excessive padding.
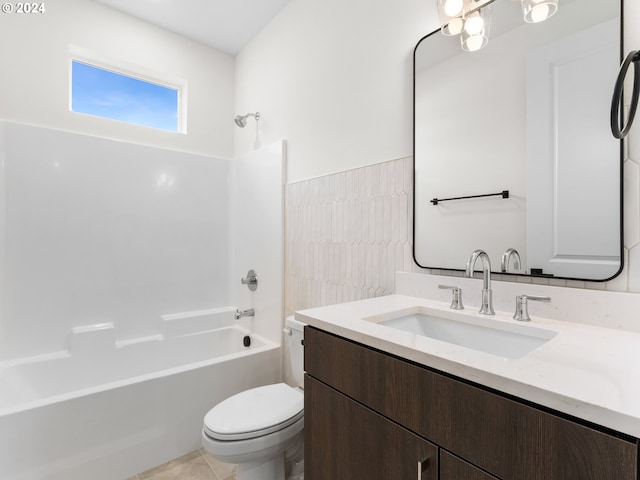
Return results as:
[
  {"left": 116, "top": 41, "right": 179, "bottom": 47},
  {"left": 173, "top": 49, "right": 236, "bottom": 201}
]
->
[{"left": 0, "top": 307, "right": 281, "bottom": 480}]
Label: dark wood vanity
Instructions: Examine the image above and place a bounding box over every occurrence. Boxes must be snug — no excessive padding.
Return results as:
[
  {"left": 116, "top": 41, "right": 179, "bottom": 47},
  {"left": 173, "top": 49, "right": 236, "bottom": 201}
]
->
[{"left": 304, "top": 326, "right": 639, "bottom": 480}]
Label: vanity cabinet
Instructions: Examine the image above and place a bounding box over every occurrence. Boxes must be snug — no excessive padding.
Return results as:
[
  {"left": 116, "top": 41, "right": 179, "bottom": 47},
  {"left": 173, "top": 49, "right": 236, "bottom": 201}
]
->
[{"left": 304, "top": 327, "right": 639, "bottom": 480}]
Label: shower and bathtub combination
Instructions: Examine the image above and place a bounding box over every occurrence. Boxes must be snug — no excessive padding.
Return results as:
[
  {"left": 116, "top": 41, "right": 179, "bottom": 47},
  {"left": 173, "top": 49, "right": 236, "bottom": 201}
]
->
[{"left": 0, "top": 121, "right": 286, "bottom": 480}]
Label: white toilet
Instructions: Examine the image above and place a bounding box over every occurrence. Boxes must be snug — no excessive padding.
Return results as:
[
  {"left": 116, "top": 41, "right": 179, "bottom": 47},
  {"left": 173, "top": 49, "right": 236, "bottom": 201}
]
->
[{"left": 202, "top": 317, "right": 305, "bottom": 480}]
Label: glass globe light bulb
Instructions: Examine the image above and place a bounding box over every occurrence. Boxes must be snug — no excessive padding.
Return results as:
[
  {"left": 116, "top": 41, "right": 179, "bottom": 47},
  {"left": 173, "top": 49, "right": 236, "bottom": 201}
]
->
[
  {"left": 530, "top": 4, "right": 550, "bottom": 22},
  {"left": 521, "top": 0, "right": 558, "bottom": 23},
  {"left": 446, "top": 17, "right": 464, "bottom": 35},
  {"left": 464, "top": 35, "right": 485, "bottom": 52},
  {"left": 443, "top": 0, "right": 463, "bottom": 17},
  {"left": 464, "top": 12, "right": 484, "bottom": 35}
]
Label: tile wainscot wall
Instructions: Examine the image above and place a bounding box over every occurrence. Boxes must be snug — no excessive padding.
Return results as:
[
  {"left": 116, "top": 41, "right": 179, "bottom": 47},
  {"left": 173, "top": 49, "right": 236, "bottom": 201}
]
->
[{"left": 285, "top": 144, "right": 640, "bottom": 315}]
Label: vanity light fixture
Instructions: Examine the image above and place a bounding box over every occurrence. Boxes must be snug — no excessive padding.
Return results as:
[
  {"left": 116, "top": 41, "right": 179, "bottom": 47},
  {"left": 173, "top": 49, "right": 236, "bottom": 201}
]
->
[
  {"left": 437, "top": 0, "right": 493, "bottom": 51},
  {"left": 436, "top": 0, "right": 558, "bottom": 52}
]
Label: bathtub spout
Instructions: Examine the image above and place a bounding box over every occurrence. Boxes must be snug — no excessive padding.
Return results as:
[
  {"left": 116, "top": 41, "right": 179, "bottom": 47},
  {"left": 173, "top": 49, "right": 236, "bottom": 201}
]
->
[{"left": 235, "top": 308, "right": 255, "bottom": 320}]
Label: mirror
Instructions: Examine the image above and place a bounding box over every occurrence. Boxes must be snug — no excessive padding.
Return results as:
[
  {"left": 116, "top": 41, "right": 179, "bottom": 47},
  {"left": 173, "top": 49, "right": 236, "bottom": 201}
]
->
[{"left": 413, "top": 0, "right": 623, "bottom": 281}]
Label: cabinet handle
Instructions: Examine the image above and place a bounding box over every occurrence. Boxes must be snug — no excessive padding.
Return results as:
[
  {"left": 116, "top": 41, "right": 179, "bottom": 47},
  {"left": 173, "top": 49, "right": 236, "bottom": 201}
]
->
[{"left": 417, "top": 458, "right": 429, "bottom": 479}]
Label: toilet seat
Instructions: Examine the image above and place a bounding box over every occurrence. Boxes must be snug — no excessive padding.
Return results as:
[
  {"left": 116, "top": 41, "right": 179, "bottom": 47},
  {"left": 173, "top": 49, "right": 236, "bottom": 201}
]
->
[
  {"left": 202, "top": 415, "right": 304, "bottom": 466},
  {"left": 204, "top": 383, "right": 304, "bottom": 441}
]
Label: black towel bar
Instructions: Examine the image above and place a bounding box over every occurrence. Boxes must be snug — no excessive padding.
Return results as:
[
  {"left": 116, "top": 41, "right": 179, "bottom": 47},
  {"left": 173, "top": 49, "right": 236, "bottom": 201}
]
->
[{"left": 431, "top": 190, "right": 509, "bottom": 206}]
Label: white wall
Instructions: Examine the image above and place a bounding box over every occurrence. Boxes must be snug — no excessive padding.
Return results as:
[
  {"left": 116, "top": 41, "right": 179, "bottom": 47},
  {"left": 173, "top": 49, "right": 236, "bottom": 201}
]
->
[
  {"left": 0, "top": 0, "right": 234, "bottom": 158},
  {"left": 235, "top": 0, "right": 435, "bottom": 182},
  {"left": 236, "top": 0, "right": 639, "bottom": 186},
  {"left": 251, "top": 0, "right": 640, "bottom": 297}
]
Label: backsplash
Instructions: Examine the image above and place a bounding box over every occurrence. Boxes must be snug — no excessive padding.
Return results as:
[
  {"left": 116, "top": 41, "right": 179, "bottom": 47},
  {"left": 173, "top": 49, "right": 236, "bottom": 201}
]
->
[
  {"left": 285, "top": 148, "right": 640, "bottom": 314},
  {"left": 285, "top": 157, "right": 414, "bottom": 314}
]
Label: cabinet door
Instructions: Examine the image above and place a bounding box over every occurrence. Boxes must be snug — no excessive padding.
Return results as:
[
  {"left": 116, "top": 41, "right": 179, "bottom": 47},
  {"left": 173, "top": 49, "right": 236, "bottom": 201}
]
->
[
  {"left": 305, "top": 375, "right": 438, "bottom": 480},
  {"left": 440, "top": 450, "right": 500, "bottom": 480}
]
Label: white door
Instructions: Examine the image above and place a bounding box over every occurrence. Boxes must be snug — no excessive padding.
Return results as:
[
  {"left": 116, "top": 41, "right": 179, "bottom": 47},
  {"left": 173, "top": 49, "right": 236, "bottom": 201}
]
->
[{"left": 526, "top": 19, "right": 621, "bottom": 279}]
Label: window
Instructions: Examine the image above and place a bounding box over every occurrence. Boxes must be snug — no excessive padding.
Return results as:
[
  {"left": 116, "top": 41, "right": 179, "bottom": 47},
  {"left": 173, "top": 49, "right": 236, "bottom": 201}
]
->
[{"left": 69, "top": 48, "right": 186, "bottom": 133}]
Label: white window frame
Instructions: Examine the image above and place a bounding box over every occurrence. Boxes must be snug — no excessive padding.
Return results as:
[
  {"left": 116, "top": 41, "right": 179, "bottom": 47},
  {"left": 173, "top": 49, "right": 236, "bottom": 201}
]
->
[{"left": 68, "top": 45, "right": 188, "bottom": 134}]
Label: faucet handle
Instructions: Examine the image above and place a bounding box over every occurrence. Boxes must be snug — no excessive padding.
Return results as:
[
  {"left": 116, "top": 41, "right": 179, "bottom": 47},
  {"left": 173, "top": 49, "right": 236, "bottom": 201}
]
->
[
  {"left": 438, "top": 285, "right": 464, "bottom": 310},
  {"left": 513, "top": 295, "right": 551, "bottom": 322},
  {"left": 241, "top": 269, "right": 258, "bottom": 291}
]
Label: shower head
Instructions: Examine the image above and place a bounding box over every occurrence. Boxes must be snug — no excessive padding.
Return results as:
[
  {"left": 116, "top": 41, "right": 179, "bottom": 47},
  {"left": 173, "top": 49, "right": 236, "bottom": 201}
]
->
[{"left": 234, "top": 112, "right": 260, "bottom": 128}]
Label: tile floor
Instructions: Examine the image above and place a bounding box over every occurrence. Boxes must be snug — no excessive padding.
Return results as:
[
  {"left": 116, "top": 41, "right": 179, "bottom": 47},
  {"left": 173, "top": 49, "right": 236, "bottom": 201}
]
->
[{"left": 127, "top": 449, "right": 236, "bottom": 480}]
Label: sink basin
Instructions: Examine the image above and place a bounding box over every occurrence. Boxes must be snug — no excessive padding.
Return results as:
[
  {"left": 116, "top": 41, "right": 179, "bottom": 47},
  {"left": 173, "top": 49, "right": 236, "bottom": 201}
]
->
[{"left": 366, "top": 308, "right": 558, "bottom": 359}]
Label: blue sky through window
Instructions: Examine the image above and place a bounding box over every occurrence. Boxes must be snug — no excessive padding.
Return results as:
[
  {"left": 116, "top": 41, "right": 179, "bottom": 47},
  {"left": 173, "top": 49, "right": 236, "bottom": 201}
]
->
[{"left": 71, "top": 61, "right": 179, "bottom": 132}]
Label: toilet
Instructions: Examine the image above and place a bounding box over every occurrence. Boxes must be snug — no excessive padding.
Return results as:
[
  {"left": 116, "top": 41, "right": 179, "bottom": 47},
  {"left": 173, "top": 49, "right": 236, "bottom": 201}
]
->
[{"left": 202, "top": 317, "right": 305, "bottom": 480}]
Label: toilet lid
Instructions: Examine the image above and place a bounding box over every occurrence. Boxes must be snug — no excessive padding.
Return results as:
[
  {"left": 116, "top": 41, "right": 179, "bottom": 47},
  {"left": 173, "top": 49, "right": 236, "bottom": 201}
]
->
[{"left": 204, "top": 383, "right": 304, "bottom": 441}]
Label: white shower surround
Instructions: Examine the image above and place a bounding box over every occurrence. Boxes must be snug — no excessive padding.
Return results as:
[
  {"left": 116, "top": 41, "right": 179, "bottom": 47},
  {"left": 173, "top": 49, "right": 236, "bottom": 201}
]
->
[
  {"left": 0, "top": 122, "right": 286, "bottom": 478},
  {"left": 0, "top": 122, "right": 231, "bottom": 360},
  {"left": 0, "top": 122, "right": 285, "bottom": 357}
]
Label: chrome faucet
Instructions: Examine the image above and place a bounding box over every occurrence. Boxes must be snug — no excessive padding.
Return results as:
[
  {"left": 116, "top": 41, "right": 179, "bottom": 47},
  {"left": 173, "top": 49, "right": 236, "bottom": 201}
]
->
[
  {"left": 235, "top": 308, "right": 255, "bottom": 320},
  {"left": 241, "top": 269, "right": 258, "bottom": 291},
  {"left": 465, "top": 249, "right": 495, "bottom": 315},
  {"left": 501, "top": 248, "right": 521, "bottom": 273}
]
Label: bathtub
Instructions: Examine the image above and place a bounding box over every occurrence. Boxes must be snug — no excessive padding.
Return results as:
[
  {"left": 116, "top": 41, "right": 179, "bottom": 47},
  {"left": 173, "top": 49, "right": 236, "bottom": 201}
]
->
[{"left": 0, "top": 307, "right": 281, "bottom": 480}]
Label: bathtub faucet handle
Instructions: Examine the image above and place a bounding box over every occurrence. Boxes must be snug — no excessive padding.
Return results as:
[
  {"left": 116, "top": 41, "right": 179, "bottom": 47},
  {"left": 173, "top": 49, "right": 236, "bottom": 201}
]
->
[
  {"left": 241, "top": 269, "right": 258, "bottom": 291},
  {"left": 235, "top": 308, "right": 255, "bottom": 320}
]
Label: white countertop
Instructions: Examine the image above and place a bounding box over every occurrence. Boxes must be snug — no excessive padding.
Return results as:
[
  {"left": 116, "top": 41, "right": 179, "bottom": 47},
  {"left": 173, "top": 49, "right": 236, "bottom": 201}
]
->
[{"left": 296, "top": 293, "right": 640, "bottom": 438}]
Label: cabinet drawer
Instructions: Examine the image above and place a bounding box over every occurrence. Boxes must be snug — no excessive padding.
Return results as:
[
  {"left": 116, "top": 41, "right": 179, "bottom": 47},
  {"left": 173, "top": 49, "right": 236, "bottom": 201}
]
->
[
  {"left": 305, "top": 327, "right": 639, "bottom": 480},
  {"left": 305, "top": 375, "right": 438, "bottom": 480}
]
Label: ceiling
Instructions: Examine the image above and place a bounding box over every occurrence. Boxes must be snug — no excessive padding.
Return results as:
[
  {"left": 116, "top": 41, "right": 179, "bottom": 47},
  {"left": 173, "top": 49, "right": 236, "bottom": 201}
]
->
[{"left": 94, "top": 0, "right": 291, "bottom": 56}]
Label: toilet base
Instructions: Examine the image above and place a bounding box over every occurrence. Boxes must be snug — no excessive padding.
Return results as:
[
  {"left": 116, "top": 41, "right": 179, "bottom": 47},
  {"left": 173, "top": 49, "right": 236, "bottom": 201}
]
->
[
  {"left": 202, "top": 413, "right": 304, "bottom": 480},
  {"left": 285, "top": 435, "right": 304, "bottom": 479},
  {"left": 237, "top": 455, "right": 285, "bottom": 480}
]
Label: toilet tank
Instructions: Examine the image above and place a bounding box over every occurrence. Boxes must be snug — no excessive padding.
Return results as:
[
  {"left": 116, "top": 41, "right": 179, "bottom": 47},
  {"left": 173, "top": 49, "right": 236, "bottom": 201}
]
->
[{"left": 284, "top": 316, "right": 306, "bottom": 388}]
